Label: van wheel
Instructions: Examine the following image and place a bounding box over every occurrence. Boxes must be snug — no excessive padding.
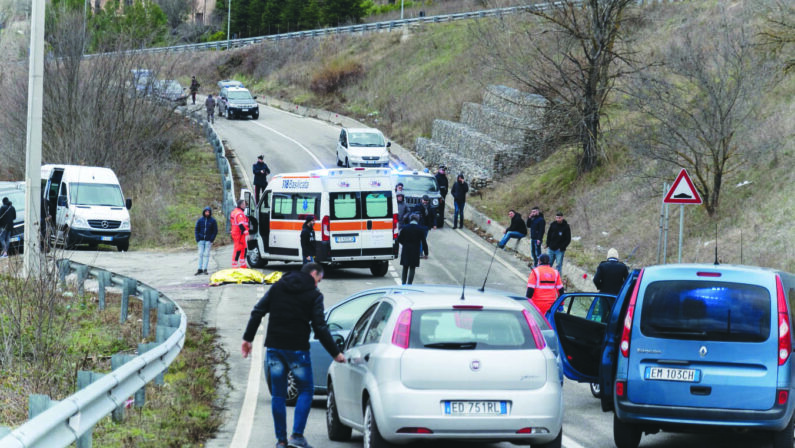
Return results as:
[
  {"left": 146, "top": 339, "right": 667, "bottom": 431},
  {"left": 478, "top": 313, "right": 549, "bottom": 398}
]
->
[
  {"left": 246, "top": 247, "right": 267, "bottom": 268},
  {"left": 613, "top": 414, "right": 641, "bottom": 448},
  {"left": 590, "top": 382, "right": 601, "bottom": 398},
  {"left": 370, "top": 261, "right": 389, "bottom": 277},
  {"left": 771, "top": 415, "right": 794, "bottom": 448},
  {"left": 326, "top": 386, "right": 352, "bottom": 441}
]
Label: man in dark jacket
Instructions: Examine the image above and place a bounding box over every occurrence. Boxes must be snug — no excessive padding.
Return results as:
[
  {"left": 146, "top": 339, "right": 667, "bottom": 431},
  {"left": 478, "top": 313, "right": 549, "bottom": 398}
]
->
[
  {"left": 194, "top": 206, "right": 218, "bottom": 275},
  {"left": 450, "top": 174, "right": 468, "bottom": 229},
  {"left": 398, "top": 214, "right": 428, "bottom": 285},
  {"left": 593, "top": 248, "right": 629, "bottom": 295},
  {"left": 497, "top": 210, "right": 527, "bottom": 249},
  {"left": 411, "top": 195, "right": 437, "bottom": 231},
  {"left": 434, "top": 165, "right": 449, "bottom": 227},
  {"left": 0, "top": 197, "right": 16, "bottom": 257},
  {"left": 300, "top": 216, "right": 316, "bottom": 264},
  {"left": 526, "top": 207, "right": 545, "bottom": 267},
  {"left": 189, "top": 76, "right": 199, "bottom": 104},
  {"left": 546, "top": 211, "right": 571, "bottom": 273},
  {"left": 396, "top": 193, "right": 410, "bottom": 229},
  {"left": 242, "top": 263, "right": 345, "bottom": 448},
  {"left": 252, "top": 155, "right": 271, "bottom": 203}
]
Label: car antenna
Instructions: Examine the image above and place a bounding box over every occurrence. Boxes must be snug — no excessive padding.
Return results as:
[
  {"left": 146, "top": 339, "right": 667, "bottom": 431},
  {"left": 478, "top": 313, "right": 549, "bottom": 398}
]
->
[
  {"left": 714, "top": 222, "right": 719, "bottom": 265},
  {"left": 479, "top": 245, "right": 499, "bottom": 292},
  {"left": 461, "top": 245, "right": 470, "bottom": 301}
]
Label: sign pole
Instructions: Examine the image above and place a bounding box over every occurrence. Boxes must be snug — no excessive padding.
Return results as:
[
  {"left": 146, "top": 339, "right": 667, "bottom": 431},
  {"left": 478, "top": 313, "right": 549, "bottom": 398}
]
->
[
  {"left": 678, "top": 204, "right": 684, "bottom": 263},
  {"left": 656, "top": 182, "right": 667, "bottom": 264}
]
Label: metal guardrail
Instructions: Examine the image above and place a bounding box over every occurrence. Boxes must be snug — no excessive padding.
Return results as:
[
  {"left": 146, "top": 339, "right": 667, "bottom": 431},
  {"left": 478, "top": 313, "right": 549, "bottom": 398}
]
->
[{"left": 0, "top": 261, "right": 187, "bottom": 448}]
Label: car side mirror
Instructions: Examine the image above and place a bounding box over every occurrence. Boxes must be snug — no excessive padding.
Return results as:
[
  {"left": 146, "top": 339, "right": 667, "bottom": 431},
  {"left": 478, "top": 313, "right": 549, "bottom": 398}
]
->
[
  {"left": 125, "top": 198, "right": 133, "bottom": 210},
  {"left": 333, "top": 334, "right": 345, "bottom": 352},
  {"left": 252, "top": 95, "right": 258, "bottom": 99},
  {"left": 57, "top": 196, "right": 67, "bottom": 207},
  {"left": 387, "top": 141, "right": 392, "bottom": 148}
]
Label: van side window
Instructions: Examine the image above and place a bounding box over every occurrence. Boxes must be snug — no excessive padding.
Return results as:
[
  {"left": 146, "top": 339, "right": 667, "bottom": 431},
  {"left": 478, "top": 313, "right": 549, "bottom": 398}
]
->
[
  {"left": 330, "top": 192, "right": 360, "bottom": 220},
  {"left": 272, "top": 195, "right": 293, "bottom": 219},
  {"left": 362, "top": 191, "right": 392, "bottom": 219},
  {"left": 294, "top": 194, "right": 319, "bottom": 219}
]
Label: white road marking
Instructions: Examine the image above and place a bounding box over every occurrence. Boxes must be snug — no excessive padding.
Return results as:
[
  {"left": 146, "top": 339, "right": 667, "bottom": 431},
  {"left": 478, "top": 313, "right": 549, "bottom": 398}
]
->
[
  {"left": 454, "top": 228, "right": 528, "bottom": 282},
  {"left": 251, "top": 121, "right": 326, "bottom": 169},
  {"left": 230, "top": 332, "right": 264, "bottom": 448}
]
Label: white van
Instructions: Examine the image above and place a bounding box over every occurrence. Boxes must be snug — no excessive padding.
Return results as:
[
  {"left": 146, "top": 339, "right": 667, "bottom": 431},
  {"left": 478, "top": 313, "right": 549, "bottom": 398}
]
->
[
  {"left": 41, "top": 165, "right": 133, "bottom": 251},
  {"left": 243, "top": 167, "right": 398, "bottom": 276}
]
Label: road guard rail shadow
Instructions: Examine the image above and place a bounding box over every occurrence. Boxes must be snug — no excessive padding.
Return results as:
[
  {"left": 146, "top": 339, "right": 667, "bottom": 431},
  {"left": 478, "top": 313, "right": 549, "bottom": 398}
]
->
[{"left": 0, "top": 260, "right": 187, "bottom": 448}]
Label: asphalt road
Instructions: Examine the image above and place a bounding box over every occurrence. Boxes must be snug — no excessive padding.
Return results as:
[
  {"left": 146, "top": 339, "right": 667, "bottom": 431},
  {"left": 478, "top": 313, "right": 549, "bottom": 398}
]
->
[{"left": 70, "top": 100, "right": 774, "bottom": 448}]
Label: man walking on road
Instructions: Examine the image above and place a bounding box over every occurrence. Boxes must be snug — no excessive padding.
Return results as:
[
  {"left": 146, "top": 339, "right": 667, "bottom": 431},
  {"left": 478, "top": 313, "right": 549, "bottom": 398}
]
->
[
  {"left": 593, "top": 248, "right": 629, "bottom": 295},
  {"left": 242, "top": 263, "right": 345, "bottom": 448},
  {"left": 189, "top": 76, "right": 200, "bottom": 104},
  {"left": 205, "top": 93, "right": 216, "bottom": 124},
  {"left": 252, "top": 155, "right": 271, "bottom": 203},
  {"left": 398, "top": 213, "right": 428, "bottom": 285},
  {"left": 450, "top": 173, "right": 468, "bottom": 229},
  {"left": 546, "top": 211, "right": 571, "bottom": 273},
  {"left": 526, "top": 254, "right": 564, "bottom": 315},
  {"left": 194, "top": 206, "right": 217, "bottom": 275},
  {"left": 230, "top": 199, "right": 249, "bottom": 268},
  {"left": 526, "top": 207, "right": 545, "bottom": 267},
  {"left": 434, "top": 165, "right": 449, "bottom": 227}
]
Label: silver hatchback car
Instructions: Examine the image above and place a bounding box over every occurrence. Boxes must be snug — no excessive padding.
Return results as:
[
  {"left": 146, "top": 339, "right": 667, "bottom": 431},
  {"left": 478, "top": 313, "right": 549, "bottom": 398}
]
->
[{"left": 326, "top": 292, "right": 563, "bottom": 447}]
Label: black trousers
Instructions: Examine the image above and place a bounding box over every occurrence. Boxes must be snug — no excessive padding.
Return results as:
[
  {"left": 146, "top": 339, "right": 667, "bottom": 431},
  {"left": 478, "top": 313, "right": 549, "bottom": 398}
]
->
[{"left": 401, "top": 265, "right": 416, "bottom": 285}]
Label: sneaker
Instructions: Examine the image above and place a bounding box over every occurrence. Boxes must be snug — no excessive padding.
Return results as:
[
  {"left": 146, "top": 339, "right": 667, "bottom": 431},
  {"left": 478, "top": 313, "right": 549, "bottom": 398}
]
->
[
  {"left": 195, "top": 269, "right": 203, "bottom": 275},
  {"left": 288, "top": 434, "right": 313, "bottom": 448},
  {"left": 276, "top": 441, "right": 288, "bottom": 448}
]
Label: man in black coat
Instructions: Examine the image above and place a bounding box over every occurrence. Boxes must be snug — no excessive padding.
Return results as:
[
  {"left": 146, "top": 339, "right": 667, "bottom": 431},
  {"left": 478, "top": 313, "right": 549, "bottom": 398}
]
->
[
  {"left": 398, "top": 214, "right": 428, "bottom": 285},
  {"left": 546, "top": 211, "right": 571, "bottom": 273},
  {"left": 434, "top": 165, "right": 449, "bottom": 227},
  {"left": 252, "top": 155, "right": 271, "bottom": 203},
  {"left": 0, "top": 197, "right": 16, "bottom": 257},
  {"left": 450, "top": 174, "right": 468, "bottom": 229},
  {"left": 526, "top": 207, "right": 545, "bottom": 267},
  {"left": 300, "top": 216, "right": 316, "bottom": 264},
  {"left": 411, "top": 195, "right": 437, "bottom": 231},
  {"left": 241, "top": 263, "right": 345, "bottom": 448},
  {"left": 497, "top": 209, "right": 527, "bottom": 249},
  {"left": 593, "top": 248, "right": 629, "bottom": 295}
]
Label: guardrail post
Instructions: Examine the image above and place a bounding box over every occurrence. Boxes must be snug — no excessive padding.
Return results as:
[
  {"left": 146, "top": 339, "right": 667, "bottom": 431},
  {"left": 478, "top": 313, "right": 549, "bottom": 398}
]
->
[
  {"left": 142, "top": 289, "right": 158, "bottom": 339},
  {"left": 97, "top": 270, "right": 112, "bottom": 311},
  {"left": 138, "top": 342, "right": 165, "bottom": 385},
  {"left": 75, "top": 264, "right": 89, "bottom": 297},
  {"left": 29, "top": 394, "right": 59, "bottom": 418},
  {"left": 58, "top": 259, "right": 71, "bottom": 287},
  {"left": 76, "top": 371, "right": 106, "bottom": 448},
  {"left": 110, "top": 354, "right": 138, "bottom": 421},
  {"left": 120, "top": 278, "right": 136, "bottom": 323}
]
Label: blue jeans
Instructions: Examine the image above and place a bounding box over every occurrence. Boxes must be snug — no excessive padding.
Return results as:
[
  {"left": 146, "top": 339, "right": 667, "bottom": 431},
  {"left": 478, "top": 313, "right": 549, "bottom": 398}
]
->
[
  {"left": 453, "top": 201, "right": 464, "bottom": 227},
  {"left": 531, "top": 239, "right": 543, "bottom": 266},
  {"left": 0, "top": 229, "right": 10, "bottom": 255},
  {"left": 548, "top": 248, "right": 565, "bottom": 273},
  {"left": 197, "top": 240, "right": 211, "bottom": 270},
  {"left": 266, "top": 348, "right": 313, "bottom": 442},
  {"left": 498, "top": 231, "right": 525, "bottom": 248}
]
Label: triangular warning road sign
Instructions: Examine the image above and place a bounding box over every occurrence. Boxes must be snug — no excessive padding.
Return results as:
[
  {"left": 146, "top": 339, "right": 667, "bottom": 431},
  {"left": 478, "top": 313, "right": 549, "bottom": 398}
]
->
[{"left": 664, "top": 169, "right": 702, "bottom": 204}]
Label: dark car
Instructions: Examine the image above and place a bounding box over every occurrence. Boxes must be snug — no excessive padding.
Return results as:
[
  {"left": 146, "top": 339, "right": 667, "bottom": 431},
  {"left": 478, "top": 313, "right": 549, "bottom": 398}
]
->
[
  {"left": 153, "top": 80, "right": 187, "bottom": 106},
  {"left": 0, "top": 181, "right": 26, "bottom": 254},
  {"left": 217, "top": 86, "right": 259, "bottom": 120},
  {"left": 392, "top": 170, "right": 442, "bottom": 223}
]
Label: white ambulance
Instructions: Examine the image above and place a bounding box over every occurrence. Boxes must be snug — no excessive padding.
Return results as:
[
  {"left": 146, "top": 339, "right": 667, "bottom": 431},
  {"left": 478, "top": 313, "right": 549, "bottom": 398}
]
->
[{"left": 242, "top": 167, "right": 398, "bottom": 276}]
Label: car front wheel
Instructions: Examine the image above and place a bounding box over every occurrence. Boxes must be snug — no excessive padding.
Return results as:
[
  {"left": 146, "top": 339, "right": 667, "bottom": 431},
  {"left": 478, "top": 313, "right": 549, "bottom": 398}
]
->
[
  {"left": 326, "top": 386, "right": 352, "bottom": 441},
  {"left": 363, "top": 401, "right": 393, "bottom": 448}
]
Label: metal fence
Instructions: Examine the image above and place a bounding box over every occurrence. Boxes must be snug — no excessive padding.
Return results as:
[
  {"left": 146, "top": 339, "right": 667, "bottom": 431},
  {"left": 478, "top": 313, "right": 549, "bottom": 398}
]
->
[{"left": 0, "top": 260, "right": 187, "bottom": 448}]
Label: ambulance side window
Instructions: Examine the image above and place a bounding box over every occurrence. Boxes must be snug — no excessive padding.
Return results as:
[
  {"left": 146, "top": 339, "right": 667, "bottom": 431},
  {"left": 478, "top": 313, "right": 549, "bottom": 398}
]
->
[
  {"left": 294, "top": 194, "right": 320, "bottom": 219},
  {"left": 271, "top": 194, "right": 293, "bottom": 219},
  {"left": 362, "top": 191, "right": 392, "bottom": 219},
  {"left": 330, "top": 192, "right": 360, "bottom": 220}
]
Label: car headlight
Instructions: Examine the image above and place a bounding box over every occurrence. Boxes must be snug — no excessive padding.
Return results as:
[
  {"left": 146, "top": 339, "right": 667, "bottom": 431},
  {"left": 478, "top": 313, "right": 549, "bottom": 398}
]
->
[
  {"left": 119, "top": 220, "right": 130, "bottom": 230},
  {"left": 432, "top": 199, "right": 439, "bottom": 207},
  {"left": 71, "top": 215, "right": 90, "bottom": 229}
]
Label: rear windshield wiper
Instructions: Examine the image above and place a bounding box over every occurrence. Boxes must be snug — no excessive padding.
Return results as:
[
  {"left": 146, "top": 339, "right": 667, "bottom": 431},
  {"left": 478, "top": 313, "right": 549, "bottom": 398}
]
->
[
  {"left": 423, "top": 342, "right": 477, "bottom": 350},
  {"left": 651, "top": 329, "right": 707, "bottom": 337}
]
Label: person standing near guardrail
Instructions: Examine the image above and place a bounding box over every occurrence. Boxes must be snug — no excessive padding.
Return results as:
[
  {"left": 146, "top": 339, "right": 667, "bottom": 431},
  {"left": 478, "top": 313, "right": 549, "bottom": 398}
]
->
[
  {"left": 230, "top": 199, "right": 249, "bottom": 268},
  {"left": 205, "top": 93, "right": 216, "bottom": 124},
  {"left": 450, "top": 173, "right": 468, "bottom": 229},
  {"left": 189, "top": 76, "right": 200, "bottom": 104},
  {"left": 194, "top": 206, "right": 218, "bottom": 275},
  {"left": 252, "top": 154, "right": 271, "bottom": 203},
  {"left": 0, "top": 197, "right": 16, "bottom": 258},
  {"left": 434, "top": 165, "right": 448, "bottom": 227},
  {"left": 526, "top": 206, "right": 545, "bottom": 267}
]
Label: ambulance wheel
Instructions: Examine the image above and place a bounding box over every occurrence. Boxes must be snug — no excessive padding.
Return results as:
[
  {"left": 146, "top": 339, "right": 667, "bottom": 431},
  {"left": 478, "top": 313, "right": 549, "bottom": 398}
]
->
[
  {"left": 246, "top": 247, "right": 267, "bottom": 268},
  {"left": 370, "top": 261, "right": 389, "bottom": 277}
]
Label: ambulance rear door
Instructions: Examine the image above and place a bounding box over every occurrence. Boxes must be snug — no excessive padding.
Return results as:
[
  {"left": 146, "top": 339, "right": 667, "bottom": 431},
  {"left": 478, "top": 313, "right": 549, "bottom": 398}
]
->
[
  {"left": 359, "top": 183, "right": 395, "bottom": 259},
  {"left": 326, "top": 177, "right": 363, "bottom": 260}
]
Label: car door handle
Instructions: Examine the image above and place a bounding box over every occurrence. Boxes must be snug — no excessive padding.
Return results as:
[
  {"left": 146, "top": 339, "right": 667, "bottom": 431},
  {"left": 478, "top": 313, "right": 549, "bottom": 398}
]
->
[
  {"left": 364, "top": 354, "right": 370, "bottom": 362},
  {"left": 367, "top": 220, "right": 373, "bottom": 230}
]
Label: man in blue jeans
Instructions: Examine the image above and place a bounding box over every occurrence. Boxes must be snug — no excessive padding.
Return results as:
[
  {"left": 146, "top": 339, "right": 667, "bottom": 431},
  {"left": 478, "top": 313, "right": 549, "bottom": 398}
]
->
[
  {"left": 497, "top": 209, "right": 527, "bottom": 249},
  {"left": 241, "top": 263, "right": 345, "bottom": 448}
]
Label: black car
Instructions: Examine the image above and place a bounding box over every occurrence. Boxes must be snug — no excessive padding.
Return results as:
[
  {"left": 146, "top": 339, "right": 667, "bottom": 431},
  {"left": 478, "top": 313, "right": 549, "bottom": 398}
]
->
[
  {"left": 218, "top": 87, "right": 259, "bottom": 120},
  {"left": 0, "top": 181, "right": 26, "bottom": 254}
]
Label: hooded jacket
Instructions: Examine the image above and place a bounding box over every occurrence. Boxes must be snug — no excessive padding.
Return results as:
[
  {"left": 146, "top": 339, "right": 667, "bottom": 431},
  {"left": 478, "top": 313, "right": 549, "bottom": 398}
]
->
[
  {"left": 546, "top": 219, "right": 571, "bottom": 251},
  {"left": 0, "top": 199, "right": 16, "bottom": 232},
  {"left": 451, "top": 179, "right": 469, "bottom": 203},
  {"left": 195, "top": 207, "right": 218, "bottom": 242},
  {"left": 527, "top": 213, "right": 546, "bottom": 242},
  {"left": 242, "top": 271, "right": 340, "bottom": 357}
]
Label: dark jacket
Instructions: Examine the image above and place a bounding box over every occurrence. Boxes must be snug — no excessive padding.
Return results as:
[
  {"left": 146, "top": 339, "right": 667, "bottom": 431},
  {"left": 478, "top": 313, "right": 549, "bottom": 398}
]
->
[
  {"left": 411, "top": 203, "right": 437, "bottom": 229},
  {"left": 205, "top": 96, "right": 216, "bottom": 112},
  {"left": 0, "top": 202, "right": 16, "bottom": 232},
  {"left": 593, "top": 259, "right": 629, "bottom": 295},
  {"left": 506, "top": 213, "right": 528, "bottom": 236},
  {"left": 242, "top": 271, "right": 340, "bottom": 356},
  {"left": 398, "top": 222, "right": 427, "bottom": 267},
  {"left": 451, "top": 180, "right": 469, "bottom": 203},
  {"left": 189, "top": 79, "right": 200, "bottom": 93},
  {"left": 547, "top": 219, "right": 571, "bottom": 251},
  {"left": 300, "top": 224, "right": 316, "bottom": 258},
  {"left": 435, "top": 172, "right": 449, "bottom": 198},
  {"left": 194, "top": 207, "right": 218, "bottom": 242},
  {"left": 252, "top": 161, "right": 270, "bottom": 187},
  {"left": 527, "top": 213, "right": 546, "bottom": 242}
]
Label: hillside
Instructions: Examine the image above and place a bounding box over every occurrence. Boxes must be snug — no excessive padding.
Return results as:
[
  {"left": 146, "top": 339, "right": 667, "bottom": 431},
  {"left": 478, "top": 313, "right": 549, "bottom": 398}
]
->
[{"left": 178, "top": 0, "right": 793, "bottom": 272}]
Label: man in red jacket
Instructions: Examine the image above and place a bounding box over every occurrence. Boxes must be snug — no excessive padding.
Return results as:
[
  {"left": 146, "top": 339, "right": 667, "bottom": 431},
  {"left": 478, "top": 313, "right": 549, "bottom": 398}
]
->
[
  {"left": 526, "top": 254, "right": 564, "bottom": 315},
  {"left": 230, "top": 199, "right": 249, "bottom": 268}
]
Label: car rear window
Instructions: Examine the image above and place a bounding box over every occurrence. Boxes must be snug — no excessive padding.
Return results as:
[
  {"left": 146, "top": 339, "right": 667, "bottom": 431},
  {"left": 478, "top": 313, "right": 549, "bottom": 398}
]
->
[
  {"left": 640, "top": 280, "right": 771, "bottom": 342},
  {"left": 409, "top": 309, "right": 535, "bottom": 350}
]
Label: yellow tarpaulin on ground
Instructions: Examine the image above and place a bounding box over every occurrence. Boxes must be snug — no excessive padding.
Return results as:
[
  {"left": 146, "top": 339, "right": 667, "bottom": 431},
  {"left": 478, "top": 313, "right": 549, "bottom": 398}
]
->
[
  {"left": 262, "top": 271, "right": 283, "bottom": 284},
  {"left": 209, "top": 268, "right": 268, "bottom": 286}
]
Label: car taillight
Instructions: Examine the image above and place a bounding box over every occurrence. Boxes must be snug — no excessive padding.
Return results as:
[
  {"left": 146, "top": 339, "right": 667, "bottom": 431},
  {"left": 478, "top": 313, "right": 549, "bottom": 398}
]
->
[
  {"left": 397, "top": 427, "right": 432, "bottom": 434},
  {"left": 777, "top": 275, "right": 791, "bottom": 366},
  {"left": 616, "top": 380, "right": 626, "bottom": 397},
  {"left": 392, "top": 213, "right": 398, "bottom": 240},
  {"left": 321, "top": 216, "right": 330, "bottom": 242},
  {"left": 522, "top": 309, "right": 547, "bottom": 350},
  {"left": 391, "top": 309, "right": 412, "bottom": 349},
  {"left": 620, "top": 270, "right": 644, "bottom": 358},
  {"left": 778, "top": 389, "right": 789, "bottom": 405}
]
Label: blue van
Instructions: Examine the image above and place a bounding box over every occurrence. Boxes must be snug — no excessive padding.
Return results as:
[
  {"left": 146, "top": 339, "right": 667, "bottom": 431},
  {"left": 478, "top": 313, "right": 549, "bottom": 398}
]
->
[{"left": 547, "top": 264, "right": 795, "bottom": 448}]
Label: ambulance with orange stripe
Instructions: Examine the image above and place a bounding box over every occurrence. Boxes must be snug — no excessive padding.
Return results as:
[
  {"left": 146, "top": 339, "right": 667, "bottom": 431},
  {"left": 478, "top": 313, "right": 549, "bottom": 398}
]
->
[{"left": 242, "top": 167, "right": 398, "bottom": 276}]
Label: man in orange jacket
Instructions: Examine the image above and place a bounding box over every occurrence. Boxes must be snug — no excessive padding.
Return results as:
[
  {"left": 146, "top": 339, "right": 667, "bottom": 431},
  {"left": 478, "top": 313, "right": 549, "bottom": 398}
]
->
[
  {"left": 230, "top": 199, "right": 249, "bottom": 268},
  {"left": 526, "top": 254, "right": 564, "bottom": 315}
]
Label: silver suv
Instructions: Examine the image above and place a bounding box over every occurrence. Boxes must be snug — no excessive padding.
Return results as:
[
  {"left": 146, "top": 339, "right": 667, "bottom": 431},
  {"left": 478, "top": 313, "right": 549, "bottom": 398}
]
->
[{"left": 218, "top": 86, "right": 259, "bottom": 120}]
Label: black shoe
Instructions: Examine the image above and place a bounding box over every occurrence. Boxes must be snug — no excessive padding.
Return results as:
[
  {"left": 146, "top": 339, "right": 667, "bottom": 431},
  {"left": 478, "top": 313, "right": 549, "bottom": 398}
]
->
[
  {"left": 203, "top": 270, "right": 209, "bottom": 274},
  {"left": 195, "top": 269, "right": 203, "bottom": 275}
]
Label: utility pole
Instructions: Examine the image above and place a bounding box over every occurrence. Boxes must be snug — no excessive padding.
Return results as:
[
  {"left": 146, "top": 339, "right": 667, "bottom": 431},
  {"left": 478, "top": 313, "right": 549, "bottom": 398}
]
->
[
  {"left": 227, "top": 0, "right": 231, "bottom": 50},
  {"left": 23, "top": 0, "right": 45, "bottom": 275}
]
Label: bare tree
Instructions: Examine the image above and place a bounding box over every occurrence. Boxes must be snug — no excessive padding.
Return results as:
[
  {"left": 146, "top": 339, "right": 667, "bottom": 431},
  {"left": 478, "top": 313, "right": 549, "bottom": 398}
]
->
[
  {"left": 625, "top": 19, "right": 779, "bottom": 217},
  {"left": 476, "top": 0, "right": 640, "bottom": 173},
  {"left": 759, "top": 0, "right": 795, "bottom": 74}
]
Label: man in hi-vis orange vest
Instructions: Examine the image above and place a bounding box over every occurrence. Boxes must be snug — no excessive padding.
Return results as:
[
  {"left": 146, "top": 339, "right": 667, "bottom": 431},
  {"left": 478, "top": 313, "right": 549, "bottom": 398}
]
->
[
  {"left": 526, "top": 253, "right": 564, "bottom": 315},
  {"left": 230, "top": 199, "right": 249, "bottom": 268}
]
